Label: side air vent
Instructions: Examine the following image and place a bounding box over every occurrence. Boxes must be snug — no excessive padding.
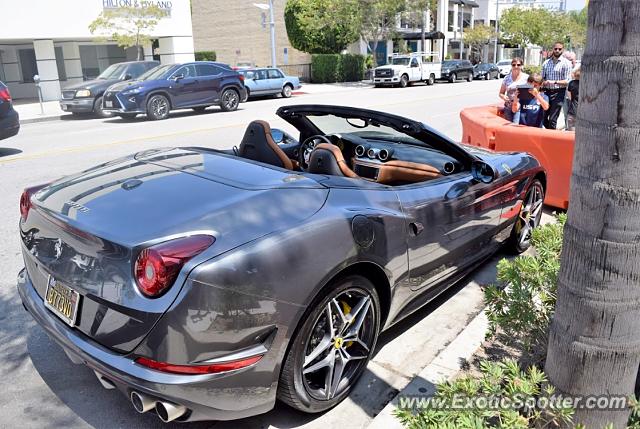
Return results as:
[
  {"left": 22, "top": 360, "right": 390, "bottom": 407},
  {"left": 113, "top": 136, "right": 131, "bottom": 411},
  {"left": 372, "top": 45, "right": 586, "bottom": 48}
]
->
[
  {"left": 355, "top": 145, "right": 366, "bottom": 157},
  {"left": 443, "top": 162, "right": 455, "bottom": 175}
]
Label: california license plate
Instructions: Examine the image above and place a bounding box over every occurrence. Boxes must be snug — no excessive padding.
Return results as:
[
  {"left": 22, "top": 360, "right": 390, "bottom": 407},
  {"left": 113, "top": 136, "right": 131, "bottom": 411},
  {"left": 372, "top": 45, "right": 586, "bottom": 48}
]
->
[
  {"left": 105, "top": 100, "right": 113, "bottom": 108},
  {"left": 44, "top": 276, "right": 80, "bottom": 327}
]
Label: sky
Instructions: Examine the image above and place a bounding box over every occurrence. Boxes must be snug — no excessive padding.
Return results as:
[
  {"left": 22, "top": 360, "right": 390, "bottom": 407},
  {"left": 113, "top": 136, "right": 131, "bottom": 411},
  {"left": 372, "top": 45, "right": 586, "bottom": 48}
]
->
[{"left": 565, "top": 0, "right": 587, "bottom": 11}]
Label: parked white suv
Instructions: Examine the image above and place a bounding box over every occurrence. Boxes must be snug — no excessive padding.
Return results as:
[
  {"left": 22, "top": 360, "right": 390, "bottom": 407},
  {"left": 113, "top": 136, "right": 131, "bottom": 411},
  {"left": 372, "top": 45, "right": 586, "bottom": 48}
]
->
[
  {"left": 497, "top": 60, "right": 512, "bottom": 77},
  {"left": 373, "top": 52, "right": 442, "bottom": 88}
]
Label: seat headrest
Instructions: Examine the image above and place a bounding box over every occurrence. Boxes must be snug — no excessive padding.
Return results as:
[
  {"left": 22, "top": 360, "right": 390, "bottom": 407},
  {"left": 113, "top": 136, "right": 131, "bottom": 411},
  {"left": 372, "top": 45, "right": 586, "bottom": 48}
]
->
[
  {"left": 307, "top": 143, "right": 357, "bottom": 178},
  {"left": 238, "top": 120, "right": 293, "bottom": 170}
]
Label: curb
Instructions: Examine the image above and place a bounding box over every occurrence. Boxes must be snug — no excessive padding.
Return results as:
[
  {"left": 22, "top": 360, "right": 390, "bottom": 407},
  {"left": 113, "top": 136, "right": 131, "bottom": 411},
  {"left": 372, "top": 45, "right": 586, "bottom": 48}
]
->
[
  {"left": 368, "top": 310, "right": 489, "bottom": 429},
  {"left": 20, "top": 115, "right": 66, "bottom": 125}
]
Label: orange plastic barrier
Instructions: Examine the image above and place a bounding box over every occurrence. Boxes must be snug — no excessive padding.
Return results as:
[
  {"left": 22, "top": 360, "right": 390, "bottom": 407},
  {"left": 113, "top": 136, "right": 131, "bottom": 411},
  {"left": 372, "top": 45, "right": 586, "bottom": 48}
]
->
[{"left": 460, "top": 105, "right": 574, "bottom": 209}]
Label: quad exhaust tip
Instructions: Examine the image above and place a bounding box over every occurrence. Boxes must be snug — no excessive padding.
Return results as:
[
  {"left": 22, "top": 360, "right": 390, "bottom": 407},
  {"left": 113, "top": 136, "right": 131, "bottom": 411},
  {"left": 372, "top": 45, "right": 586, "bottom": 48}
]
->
[{"left": 155, "top": 400, "right": 188, "bottom": 423}]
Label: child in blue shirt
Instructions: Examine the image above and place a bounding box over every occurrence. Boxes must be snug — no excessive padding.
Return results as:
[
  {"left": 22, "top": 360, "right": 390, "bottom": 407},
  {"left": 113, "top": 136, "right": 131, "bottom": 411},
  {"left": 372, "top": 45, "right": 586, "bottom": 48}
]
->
[{"left": 511, "top": 73, "right": 550, "bottom": 128}]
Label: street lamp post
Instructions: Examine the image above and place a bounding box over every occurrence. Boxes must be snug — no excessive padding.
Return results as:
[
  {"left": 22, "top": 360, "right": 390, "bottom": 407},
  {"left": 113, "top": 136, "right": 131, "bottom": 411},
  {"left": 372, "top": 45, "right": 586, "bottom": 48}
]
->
[{"left": 254, "top": 0, "right": 277, "bottom": 68}]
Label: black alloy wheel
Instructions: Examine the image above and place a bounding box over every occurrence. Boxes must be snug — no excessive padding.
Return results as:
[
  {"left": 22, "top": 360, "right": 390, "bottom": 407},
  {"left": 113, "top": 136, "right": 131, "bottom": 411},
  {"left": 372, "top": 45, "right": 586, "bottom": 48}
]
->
[
  {"left": 399, "top": 74, "right": 409, "bottom": 88},
  {"left": 449, "top": 73, "right": 456, "bottom": 83},
  {"left": 93, "top": 96, "right": 112, "bottom": 118},
  {"left": 507, "top": 179, "right": 545, "bottom": 254},
  {"left": 278, "top": 275, "right": 380, "bottom": 413},
  {"left": 146, "top": 94, "right": 170, "bottom": 120},
  {"left": 220, "top": 88, "right": 240, "bottom": 112}
]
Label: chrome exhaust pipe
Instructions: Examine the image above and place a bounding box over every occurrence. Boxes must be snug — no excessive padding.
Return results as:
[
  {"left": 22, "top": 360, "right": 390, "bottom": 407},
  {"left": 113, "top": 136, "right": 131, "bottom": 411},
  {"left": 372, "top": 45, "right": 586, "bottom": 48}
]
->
[
  {"left": 130, "top": 391, "right": 156, "bottom": 414},
  {"left": 155, "top": 401, "right": 187, "bottom": 423}
]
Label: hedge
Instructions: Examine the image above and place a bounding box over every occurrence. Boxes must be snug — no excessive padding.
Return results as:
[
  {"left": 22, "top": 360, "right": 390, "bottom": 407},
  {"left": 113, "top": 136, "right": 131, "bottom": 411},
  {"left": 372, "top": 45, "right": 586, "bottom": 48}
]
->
[
  {"left": 195, "top": 51, "right": 217, "bottom": 61},
  {"left": 311, "top": 54, "right": 365, "bottom": 83}
]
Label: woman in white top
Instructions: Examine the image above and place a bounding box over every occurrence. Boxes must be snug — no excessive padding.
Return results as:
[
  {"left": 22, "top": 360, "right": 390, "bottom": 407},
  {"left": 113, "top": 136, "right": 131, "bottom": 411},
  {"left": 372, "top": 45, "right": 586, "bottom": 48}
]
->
[{"left": 498, "top": 57, "right": 529, "bottom": 123}]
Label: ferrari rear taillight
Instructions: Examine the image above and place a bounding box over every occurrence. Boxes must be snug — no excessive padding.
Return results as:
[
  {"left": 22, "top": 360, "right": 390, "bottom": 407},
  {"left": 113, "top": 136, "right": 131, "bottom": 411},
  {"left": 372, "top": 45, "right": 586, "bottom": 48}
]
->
[
  {"left": 134, "top": 235, "right": 215, "bottom": 297},
  {"left": 0, "top": 88, "right": 11, "bottom": 102},
  {"left": 20, "top": 183, "right": 50, "bottom": 222}
]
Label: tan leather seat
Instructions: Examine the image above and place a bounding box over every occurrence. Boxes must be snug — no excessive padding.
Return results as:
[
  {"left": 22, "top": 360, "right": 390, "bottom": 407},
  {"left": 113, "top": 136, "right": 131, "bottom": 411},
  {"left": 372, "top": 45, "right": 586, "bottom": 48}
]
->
[
  {"left": 307, "top": 143, "right": 357, "bottom": 178},
  {"left": 238, "top": 120, "right": 294, "bottom": 170}
]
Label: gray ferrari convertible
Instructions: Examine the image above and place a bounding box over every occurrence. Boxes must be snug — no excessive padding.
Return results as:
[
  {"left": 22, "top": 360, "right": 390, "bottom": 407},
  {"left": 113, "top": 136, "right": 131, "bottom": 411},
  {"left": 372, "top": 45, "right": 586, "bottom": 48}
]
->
[{"left": 17, "top": 105, "right": 545, "bottom": 422}]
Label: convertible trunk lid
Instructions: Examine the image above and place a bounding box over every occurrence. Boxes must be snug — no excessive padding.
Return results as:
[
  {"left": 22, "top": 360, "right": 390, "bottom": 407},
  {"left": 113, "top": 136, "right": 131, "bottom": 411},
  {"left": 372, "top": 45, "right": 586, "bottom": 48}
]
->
[{"left": 21, "top": 148, "right": 328, "bottom": 352}]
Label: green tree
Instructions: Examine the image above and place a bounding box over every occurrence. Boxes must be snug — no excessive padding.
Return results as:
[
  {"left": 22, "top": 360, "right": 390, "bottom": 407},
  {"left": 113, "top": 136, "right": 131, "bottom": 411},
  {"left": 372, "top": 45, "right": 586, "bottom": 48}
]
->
[
  {"left": 545, "top": 0, "right": 640, "bottom": 427},
  {"left": 358, "top": 0, "right": 405, "bottom": 64},
  {"left": 88, "top": 5, "right": 167, "bottom": 60},
  {"left": 285, "top": 0, "right": 362, "bottom": 54},
  {"left": 404, "top": 0, "right": 438, "bottom": 54},
  {"left": 463, "top": 25, "right": 495, "bottom": 63}
]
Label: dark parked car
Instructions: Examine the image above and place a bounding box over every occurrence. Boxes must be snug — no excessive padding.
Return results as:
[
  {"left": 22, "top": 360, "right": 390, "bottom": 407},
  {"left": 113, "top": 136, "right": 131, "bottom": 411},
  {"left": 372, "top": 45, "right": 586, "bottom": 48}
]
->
[
  {"left": 102, "top": 61, "right": 247, "bottom": 120},
  {"left": 0, "top": 81, "right": 19, "bottom": 140},
  {"left": 439, "top": 60, "right": 474, "bottom": 83},
  {"left": 473, "top": 63, "right": 500, "bottom": 80},
  {"left": 60, "top": 61, "right": 159, "bottom": 118},
  {"left": 17, "top": 105, "right": 545, "bottom": 422}
]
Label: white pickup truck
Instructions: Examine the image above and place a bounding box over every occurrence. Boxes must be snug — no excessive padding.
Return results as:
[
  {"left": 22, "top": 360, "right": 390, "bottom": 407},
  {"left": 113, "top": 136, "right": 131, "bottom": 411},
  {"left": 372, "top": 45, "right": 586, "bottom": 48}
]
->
[{"left": 373, "top": 52, "right": 442, "bottom": 88}]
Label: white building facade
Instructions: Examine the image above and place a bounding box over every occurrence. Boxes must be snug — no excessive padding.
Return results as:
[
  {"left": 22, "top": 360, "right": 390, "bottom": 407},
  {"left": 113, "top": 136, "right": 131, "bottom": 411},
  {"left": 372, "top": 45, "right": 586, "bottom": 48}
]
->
[
  {"left": 353, "top": 0, "right": 565, "bottom": 65},
  {"left": 0, "top": 0, "right": 195, "bottom": 101}
]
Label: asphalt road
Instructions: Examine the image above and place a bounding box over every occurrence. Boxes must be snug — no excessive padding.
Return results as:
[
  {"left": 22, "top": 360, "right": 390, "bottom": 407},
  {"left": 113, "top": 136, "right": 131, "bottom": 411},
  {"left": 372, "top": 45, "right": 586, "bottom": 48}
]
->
[{"left": 0, "top": 79, "right": 507, "bottom": 428}]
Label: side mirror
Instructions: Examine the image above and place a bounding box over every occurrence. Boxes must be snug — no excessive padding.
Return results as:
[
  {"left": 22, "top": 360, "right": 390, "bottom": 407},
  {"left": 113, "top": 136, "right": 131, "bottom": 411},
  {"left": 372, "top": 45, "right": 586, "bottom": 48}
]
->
[
  {"left": 471, "top": 161, "right": 497, "bottom": 184},
  {"left": 124, "top": 74, "right": 133, "bottom": 80},
  {"left": 271, "top": 129, "right": 284, "bottom": 144},
  {"left": 172, "top": 74, "right": 184, "bottom": 81}
]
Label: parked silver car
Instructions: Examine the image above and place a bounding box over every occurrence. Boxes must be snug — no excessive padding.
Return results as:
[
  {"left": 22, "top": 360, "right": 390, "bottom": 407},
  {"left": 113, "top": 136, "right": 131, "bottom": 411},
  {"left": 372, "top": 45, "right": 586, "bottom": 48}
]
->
[{"left": 239, "top": 67, "right": 301, "bottom": 100}]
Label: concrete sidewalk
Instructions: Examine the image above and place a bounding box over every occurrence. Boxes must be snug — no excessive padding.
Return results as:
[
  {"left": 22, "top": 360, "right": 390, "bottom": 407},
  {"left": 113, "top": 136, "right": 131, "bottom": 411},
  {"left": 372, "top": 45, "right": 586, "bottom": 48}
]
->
[
  {"left": 13, "top": 81, "right": 375, "bottom": 125},
  {"left": 13, "top": 98, "right": 68, "bottom": 124}
]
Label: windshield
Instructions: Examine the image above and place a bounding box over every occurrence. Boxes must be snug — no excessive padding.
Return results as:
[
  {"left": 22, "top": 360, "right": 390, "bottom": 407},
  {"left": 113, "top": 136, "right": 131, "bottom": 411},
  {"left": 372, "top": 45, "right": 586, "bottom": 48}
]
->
[
  {"left": 306, "top": 114, "right": 423, "bottom": 145},
  {"left": 98, "top": 64, "right": 127, "bottom": 80},
  {"left": 442, "top": 61, "right": 458, "bottom": 67},
  {"left": 138, "top": 64, "right": 173, "bottom": 81},
  {"left": 391, "top": 57, "right": 411, "bottom": 66}
]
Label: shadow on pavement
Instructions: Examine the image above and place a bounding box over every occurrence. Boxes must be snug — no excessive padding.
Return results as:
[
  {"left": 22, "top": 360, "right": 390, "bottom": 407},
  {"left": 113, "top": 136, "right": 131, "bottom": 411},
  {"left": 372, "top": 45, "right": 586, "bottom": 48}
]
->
[{"left": 0, "top": 148, "right": 22, "bottom": 157}]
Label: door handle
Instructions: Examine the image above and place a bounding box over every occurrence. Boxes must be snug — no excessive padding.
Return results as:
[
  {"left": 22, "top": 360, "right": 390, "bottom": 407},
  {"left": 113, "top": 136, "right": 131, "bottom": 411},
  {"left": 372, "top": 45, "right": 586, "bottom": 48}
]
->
[{"left": 410, "top": 222, "right": 424, "bottom": 236}]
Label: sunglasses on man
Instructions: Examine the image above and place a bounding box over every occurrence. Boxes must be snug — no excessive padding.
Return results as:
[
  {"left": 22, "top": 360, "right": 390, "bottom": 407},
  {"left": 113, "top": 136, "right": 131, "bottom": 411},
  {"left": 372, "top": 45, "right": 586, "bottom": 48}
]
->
[{"left": 511, "top": 63, "right": 522, "bottom": 67}]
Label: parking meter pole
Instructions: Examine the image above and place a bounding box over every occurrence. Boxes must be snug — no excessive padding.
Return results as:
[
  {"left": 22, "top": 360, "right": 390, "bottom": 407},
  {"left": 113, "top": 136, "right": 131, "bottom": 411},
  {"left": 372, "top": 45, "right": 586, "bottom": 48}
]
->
[{"left": 269, "top": 0, "right": 277, "bottom": 68}]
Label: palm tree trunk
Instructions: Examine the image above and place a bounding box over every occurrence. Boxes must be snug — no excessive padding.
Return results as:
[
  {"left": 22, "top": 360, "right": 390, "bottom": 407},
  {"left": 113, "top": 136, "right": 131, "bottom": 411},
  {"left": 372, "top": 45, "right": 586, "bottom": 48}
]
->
[{"left": 545, "top": 1, "right": 640, "bottom": 427}]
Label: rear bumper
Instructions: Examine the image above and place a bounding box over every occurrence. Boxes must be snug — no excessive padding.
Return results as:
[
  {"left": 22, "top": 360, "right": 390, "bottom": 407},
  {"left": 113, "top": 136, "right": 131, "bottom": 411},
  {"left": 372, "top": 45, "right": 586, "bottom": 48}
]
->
[
  {"left": 16, "top": 268, "right": 279, "bottom": 422},
  {"left": 59, "top": 98, "right": 94, "bottom": 113},
  {"left": 0, "top": 110, "right": 20, "bottom": 140}
]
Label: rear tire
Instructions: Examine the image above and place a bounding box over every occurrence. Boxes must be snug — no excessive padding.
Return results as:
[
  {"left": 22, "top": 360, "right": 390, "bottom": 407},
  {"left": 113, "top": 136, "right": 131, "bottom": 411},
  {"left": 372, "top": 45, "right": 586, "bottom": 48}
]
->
[
  {"left": 219, "top": 88, "right": 240, "bottom": 112},
  {"left": 449, "top": 73, "right": 456, "bottom": 83},
  {"left": 426, "top": 74, "right": 435, "bottom": 86},
  {"left": 146, "top": 94, "right": 170, "bottom": 120},
  {"left": 282, "top": 84, "right": 293, "bottom": 98},
  {"left": 277, "top": 275, "right": 380, "bottom": 413},
  {"left": 506, "top": 179, "right": 545, "bottom": 254}
]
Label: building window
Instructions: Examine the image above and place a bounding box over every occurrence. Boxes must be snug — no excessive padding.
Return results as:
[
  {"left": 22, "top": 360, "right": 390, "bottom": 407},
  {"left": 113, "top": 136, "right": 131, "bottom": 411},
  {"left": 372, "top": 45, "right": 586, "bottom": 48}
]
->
[
  {"left": 55, "top": 47, "right": 67, "bottom": 81},
  {"left": 448, "top": 11, "right": 454, "bottom": 31},
  {"left": 18, "top": 49, "right": 38, "bottom": 83}
]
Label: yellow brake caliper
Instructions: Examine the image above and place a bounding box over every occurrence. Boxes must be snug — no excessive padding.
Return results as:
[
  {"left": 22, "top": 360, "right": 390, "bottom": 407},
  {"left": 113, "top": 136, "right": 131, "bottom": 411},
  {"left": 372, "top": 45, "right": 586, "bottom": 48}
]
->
[{"left": 341, "top": 301, "right": 354, "bottom": 347}]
